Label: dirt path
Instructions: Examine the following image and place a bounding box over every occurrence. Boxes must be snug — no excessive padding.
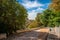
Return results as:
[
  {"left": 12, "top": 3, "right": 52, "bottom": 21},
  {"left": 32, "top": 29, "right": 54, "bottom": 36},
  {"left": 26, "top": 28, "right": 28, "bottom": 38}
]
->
[{"left": 1, "top": 28, "right": 49, "bottom": 40}]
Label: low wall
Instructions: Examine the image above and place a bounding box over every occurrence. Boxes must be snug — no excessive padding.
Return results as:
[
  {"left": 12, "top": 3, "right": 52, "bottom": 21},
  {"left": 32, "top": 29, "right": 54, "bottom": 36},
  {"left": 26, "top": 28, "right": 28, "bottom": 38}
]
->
[{"left": 55, "top": 27, "right": 60, "bottom": 38}]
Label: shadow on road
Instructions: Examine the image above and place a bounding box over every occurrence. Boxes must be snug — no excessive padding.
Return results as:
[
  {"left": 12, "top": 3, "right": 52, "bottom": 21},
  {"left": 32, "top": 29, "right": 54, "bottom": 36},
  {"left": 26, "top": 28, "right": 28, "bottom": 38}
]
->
[
  {"left": 0, "top": 30, "right": 60, "bottom": 40},
  {"left": 47, "top": 33, "right": 60, "bottom": 40}
]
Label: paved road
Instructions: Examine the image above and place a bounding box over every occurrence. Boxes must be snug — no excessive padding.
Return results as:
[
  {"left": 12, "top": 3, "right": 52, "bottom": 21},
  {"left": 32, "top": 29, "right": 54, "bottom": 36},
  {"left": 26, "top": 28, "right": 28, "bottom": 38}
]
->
[
  {"left": 5, "top": 29, "right": 48, "bottom": 40},
  {"left": 1, "top": 28, "right": 60, "bottom": 40}
]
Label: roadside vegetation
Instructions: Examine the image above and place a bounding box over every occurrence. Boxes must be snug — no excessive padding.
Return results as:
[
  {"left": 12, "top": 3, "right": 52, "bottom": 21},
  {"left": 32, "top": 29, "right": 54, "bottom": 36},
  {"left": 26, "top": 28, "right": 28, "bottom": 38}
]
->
[
  {"left": 0, "top": 0, "right": 60, "bottom": 37},
  {"left": 0, "top": 0, "right": 27, "bottom": 37},
  {"left": 28, "top": 0, "right": 60, "bottom": 28}
]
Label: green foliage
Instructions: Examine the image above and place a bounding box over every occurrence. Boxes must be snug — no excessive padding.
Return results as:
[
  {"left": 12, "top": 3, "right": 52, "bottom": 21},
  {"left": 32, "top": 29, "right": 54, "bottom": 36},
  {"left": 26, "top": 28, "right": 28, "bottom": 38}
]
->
[
  {"left": 28, "top": 0, "right": 60, "bottom": 28},
  {"left": 52, "top": 12, "right": 60, "bottom": 26},
  {"left": 0, "top": 0, "right": 27, "bottom": 36},
  {"left": 49, "top": 0, "right": 60, "bottom": 12},
  {"left": 28, "top": 20, "right": 38, "bottom": 28},
  {"left": 35, "top": 13, "right": 43, "bottom": 27},
  {"left": 42, "top": 9, "right": 55, "bottom": 27},
  {"left": 36, "top": 9, "right": 60, "bottom": 27}
]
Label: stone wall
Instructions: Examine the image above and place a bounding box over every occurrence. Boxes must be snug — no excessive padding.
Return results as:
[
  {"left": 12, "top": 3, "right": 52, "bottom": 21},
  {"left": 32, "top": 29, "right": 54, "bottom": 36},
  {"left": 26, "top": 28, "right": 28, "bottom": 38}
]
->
[{"left": 55, "top": 27, "right": 60, "bottom": 38}]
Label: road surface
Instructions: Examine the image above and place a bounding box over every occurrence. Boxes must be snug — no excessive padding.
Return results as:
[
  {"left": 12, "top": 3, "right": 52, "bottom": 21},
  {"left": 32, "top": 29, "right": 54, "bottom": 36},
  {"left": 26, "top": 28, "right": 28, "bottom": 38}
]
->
[
  {"left": 5, "top": 28, "right": 49, "bottom": 40},
  {"left": 1, "top": 28, "right": 60, "bottom": 40}
]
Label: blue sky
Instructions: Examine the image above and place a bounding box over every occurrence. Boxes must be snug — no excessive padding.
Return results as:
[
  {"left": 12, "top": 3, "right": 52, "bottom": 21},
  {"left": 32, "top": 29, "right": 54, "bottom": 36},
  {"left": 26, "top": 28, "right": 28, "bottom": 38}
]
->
[{"left": 17, "top": 0, "right": 51, "bottom": 20}]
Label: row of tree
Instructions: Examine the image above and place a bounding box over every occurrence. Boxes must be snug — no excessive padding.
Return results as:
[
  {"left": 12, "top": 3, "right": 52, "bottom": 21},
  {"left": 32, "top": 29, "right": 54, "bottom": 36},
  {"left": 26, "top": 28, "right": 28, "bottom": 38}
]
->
[
  {"left": 28, "top": 0, "right": 60, "bottom": 28},
  {"left": 36, "top": 0, "right": 60, "bottom": 27},
  {"left": 0, "top": 0, "right": 27, "bottom": 37},
  {"left": 36, "top": 10, "right": 60, "bottom": 27}
]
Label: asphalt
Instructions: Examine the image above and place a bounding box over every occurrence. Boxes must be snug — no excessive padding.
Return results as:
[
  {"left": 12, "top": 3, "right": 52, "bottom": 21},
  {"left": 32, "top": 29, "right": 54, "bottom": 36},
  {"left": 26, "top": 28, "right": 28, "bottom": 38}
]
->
[{"left": 5, "top": 29, "right": 48, "bottom": 40}]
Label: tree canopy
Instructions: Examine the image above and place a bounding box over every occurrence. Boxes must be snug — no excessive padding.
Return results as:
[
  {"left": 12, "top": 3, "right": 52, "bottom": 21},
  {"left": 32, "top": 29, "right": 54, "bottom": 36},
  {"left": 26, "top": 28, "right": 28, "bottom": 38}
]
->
[
  {"left": 0, "top": 0, "right": 27, "bottom": 36},
  {"left": 35, "top": 0, "right": 60, "bottom": 27}
]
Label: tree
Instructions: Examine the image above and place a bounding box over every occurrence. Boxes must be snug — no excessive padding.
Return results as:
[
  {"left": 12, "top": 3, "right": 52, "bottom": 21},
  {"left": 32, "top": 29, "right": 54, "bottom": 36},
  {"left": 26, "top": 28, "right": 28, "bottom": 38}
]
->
[
  {"left": 49, "top": 0, "right": 60, "bottom": 27},
  {"left": 28, "top": 20, "right": 38, "bottom": 28},
  {"left": 42, "top": 9, "right": 55, "bottom": 27},
  {"left": 35, "top": 9, "right": 57, "bottom": 27},
  {"left": 35, "top": 13, "right": 43, "bottom": 27},
  {"left": 49, "top": 0, "right": 60, "bottom": 12},
  {"left": 0, "top": 0, "right": 27, "bottom": 37},
  {"left": 35, "top": 0, "right": 60, "bottom": 27}
]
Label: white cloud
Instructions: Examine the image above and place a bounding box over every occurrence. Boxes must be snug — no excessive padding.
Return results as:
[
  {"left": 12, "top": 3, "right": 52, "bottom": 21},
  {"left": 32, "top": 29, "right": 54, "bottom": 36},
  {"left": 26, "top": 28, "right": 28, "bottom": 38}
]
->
[
  {"left": 28, "top": 10, "right": 37, "bottom": 20},
  {"left": 22, "top": 0, "right": 44, "bottom": 9},
  {"left": 36, "top": 7, "right": 45, "bottom": 12},
  {"left": 19, "top": 0, "right": 49, "bottom": 20},
  {"left": 28, "top": 7, "right": 44, "bottom": 20}
]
